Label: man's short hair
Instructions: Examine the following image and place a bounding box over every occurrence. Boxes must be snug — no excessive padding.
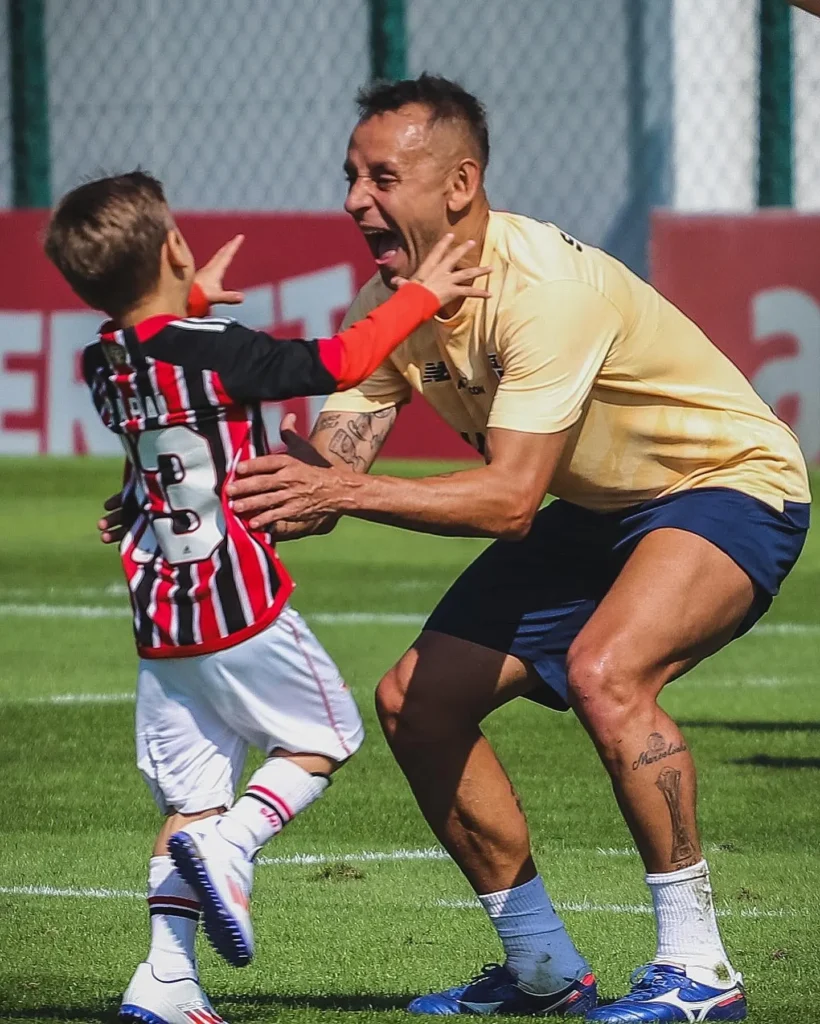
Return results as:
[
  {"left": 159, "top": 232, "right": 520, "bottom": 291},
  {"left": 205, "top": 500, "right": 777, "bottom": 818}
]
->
[
  {"left": 44, "top": 170, "right": 171, "bottom": 315},
  {"left": 355, "top": 73, "right": 490, "bottom": 171}
]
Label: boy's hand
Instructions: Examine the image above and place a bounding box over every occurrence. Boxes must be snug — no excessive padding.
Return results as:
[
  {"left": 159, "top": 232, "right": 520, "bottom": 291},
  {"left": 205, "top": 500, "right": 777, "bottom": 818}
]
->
[
  {"left": 194, "top": 234, "right": 246, "bottom": 305},
  {"left": 393, "top": 234, "right": 491, "bottom": 307},
  {"left": 97, "top": 491, "right": 126, "bottom": 544}
]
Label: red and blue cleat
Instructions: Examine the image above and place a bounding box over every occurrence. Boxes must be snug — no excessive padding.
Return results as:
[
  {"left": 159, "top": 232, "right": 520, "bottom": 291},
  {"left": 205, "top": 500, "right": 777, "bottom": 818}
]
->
[
  {"left": 407, "top": 963, "right": 598, "bottom": 1016},
  {"left": 585, "top": 963, "right": 746, "bottom": 1023}
]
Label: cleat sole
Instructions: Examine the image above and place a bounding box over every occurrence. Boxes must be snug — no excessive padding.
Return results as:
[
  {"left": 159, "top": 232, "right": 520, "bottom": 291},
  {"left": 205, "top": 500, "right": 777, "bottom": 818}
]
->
[
  {"left": 168, "top": 832, "right": 252, "bottom": 968},
  {"left": 119, "top": 1005, "right": 171, "bottom": 1024}
]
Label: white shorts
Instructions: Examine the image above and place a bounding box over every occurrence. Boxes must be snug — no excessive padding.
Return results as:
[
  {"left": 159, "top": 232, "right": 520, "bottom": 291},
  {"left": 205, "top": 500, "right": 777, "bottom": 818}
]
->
[{"left": 135, "top": 606, "right": 364, "bottom": 815}]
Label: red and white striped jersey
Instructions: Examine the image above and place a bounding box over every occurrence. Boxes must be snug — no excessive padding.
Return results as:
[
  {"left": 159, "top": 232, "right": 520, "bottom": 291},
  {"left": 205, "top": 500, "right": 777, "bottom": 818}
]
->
[{"left": 83, "top": 283, "right": 439, "bottom": 658}]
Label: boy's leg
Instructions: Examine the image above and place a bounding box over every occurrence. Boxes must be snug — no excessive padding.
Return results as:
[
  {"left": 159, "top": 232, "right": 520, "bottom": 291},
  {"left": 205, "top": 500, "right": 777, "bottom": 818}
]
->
[
  {"left": 168, "top": 607, "right": 364, "bottom": 966},
  {"left": 121, "top": 659, "right": 245, "bottom": 1024}
]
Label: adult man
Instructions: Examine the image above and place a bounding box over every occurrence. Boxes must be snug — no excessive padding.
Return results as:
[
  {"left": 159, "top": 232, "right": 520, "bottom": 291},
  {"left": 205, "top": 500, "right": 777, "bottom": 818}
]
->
[
  {"left": 219, "top": 75, "right": 811, "bottom": 1022},
  {"left": 102, "top": 76, "right": 809, "bottom": 1020}
]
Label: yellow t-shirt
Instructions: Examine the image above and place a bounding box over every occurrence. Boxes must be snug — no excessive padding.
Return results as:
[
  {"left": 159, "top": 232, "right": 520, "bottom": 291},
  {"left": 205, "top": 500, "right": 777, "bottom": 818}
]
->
[{"left": 323, "top": 211, "right": 810, "bottom": 512}]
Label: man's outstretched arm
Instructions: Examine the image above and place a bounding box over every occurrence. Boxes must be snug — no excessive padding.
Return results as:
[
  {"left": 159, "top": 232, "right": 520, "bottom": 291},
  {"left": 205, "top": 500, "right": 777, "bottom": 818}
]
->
[{"left": 228, "top": 426, "right": 568, "bottom": 541}]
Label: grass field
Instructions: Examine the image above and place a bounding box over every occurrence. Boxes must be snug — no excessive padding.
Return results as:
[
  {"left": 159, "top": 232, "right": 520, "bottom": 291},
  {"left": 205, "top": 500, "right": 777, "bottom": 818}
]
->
[{"left": 0, "top": 458, "right": 818, "bottom": 1024}]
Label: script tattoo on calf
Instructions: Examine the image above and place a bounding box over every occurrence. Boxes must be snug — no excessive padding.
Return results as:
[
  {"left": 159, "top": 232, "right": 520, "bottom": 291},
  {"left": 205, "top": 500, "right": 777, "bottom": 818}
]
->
[
  {"left": 632, "top": 732, "right": 688, "bottom": 771},
  {"left": 655, "top": 766, "right": 696, "bottom": 865},
  {"left": 317, "top": 408, "right": 396, "bottom": 471}
]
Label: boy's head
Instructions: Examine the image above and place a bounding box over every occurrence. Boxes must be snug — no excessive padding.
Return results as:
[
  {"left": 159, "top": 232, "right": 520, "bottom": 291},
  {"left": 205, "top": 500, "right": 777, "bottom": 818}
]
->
[{"left": 44, "top": 170, "right": 194, "bottom": 318}]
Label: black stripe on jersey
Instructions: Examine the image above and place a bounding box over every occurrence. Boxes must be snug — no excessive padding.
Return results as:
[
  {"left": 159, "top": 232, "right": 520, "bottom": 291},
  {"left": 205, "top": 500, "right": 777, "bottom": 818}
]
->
[
  {"left": 174, "top": 563, "right": 195, "bottom": 647},
  {"left": 181, "top": 362, "right": 210, "bottom": 419},
  {"left": 122, "top": 326, "right": 162, "bottom": 427},
  {"left": 250, "top": 406, "right": 267, "bottom": 458},
  {"left": 212, "top": 543, "right": 247, "bottom": 634},
  {"left": 133, "top": 565, "right": 157, "bottom": 650},
  {"left": 121, "top": 326, "right": 148, "bottom": 373}
]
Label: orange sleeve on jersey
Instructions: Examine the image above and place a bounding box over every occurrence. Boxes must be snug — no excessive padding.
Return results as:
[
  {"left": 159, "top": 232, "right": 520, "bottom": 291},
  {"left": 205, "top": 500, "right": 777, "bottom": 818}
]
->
[
  {"left": 186, "top": 282, "right": 210, "bottom": 318},
  {"left": 318, "top": 282, "right": 441, "bottom": 391}
]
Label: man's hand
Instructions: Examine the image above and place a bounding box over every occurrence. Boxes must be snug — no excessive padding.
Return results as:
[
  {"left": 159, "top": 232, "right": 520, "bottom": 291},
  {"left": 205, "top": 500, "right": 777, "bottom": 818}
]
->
[
  {"left": 194, "top": 234, "right": 246, "bottom": 306},
  {"left": 262, "top": 414, "right": 341, "bottom": 540},
  {"left": 231, "top": 427, "right": 567, "bottom": 539},
  {"left": 98, "top": 492, "right": 127, "bottom": 544},
  {"left": 230, "top": 453, "right": 349, "bottom": 530}
]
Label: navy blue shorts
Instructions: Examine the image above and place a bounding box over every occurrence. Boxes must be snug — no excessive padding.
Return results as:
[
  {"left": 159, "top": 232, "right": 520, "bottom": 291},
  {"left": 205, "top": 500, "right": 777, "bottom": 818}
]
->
[{"left": 425, "top": 488, "right": 810, "bottom": 711}]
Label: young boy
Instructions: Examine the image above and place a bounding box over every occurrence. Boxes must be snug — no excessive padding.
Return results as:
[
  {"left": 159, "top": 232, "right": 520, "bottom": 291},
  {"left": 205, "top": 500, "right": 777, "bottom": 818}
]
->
[{"left": 45, "top": 170, "right": 489, "bottom": 1024}]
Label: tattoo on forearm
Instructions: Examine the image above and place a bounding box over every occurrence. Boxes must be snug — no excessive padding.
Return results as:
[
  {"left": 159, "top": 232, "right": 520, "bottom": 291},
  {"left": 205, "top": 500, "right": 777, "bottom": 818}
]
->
[
  {"left": 655, "top": 767, "right": 696, "bottom": 865},
  {"left": 632, "top": 732, "right": 688, "bottom": 771},
  {"left": 317, "top": 407, "right": 397, "bottom": 471}
]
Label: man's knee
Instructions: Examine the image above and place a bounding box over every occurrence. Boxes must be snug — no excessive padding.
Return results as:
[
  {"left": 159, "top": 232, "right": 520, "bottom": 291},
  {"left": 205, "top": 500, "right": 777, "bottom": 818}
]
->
[
  {"left": 375, "top": 651, "right": 460, "bottom": 752},
  {"left": 566, "top": 639, "right": 657, "bottom": 740},
  {"left": 375, "top": 663, "right": 408, "bottom": 743}
]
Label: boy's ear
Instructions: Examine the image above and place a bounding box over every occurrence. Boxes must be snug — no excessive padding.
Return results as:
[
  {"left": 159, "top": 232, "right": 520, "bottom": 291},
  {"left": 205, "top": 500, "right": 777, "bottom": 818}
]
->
[{"left": 165, "top": 228, "right": 191, "bottom": 270}]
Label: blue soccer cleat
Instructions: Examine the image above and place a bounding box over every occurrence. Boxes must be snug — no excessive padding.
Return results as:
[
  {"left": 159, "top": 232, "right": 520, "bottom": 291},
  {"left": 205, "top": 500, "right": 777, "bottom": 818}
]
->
[
  {"left": 585, "top": 963, "right": 747, "bottom": 1023},
  {"left": 407, "top": 962, "right": 598, "bottom": 1016}
]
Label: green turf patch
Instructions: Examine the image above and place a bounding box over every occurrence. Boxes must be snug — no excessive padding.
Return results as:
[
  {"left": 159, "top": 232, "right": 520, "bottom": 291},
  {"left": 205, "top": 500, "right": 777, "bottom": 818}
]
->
[{"left": 0, "top": 460, "right": 818, "bottom": 1023}]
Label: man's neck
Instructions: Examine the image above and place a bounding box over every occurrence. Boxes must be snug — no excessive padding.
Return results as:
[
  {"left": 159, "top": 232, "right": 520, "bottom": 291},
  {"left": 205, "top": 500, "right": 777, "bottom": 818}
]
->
[
  {"left": 439, "top": 200, "right": 491, "bottom": 320},
  {"left": 118, "top": 290, "right": 188, "bottom": 329}
]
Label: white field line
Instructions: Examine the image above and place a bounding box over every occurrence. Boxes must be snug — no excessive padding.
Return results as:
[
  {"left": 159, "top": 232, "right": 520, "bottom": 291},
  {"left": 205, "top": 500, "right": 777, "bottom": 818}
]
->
[
  {"left": 1, "top": 885, "right": 794, "bottom": 919},
  {"left": 0, "top": 603, "right": 130, "bottom": 619},
  {"left": 4, "top": 692, "right": 135, "bottom": 706},
  {"left": 434, "top": 898, "right": 794, "bottom": 919},
  {"left": 0, "top": 584, "right": 127, "bottom": 599},
  {"left": 0, "top": 884, "right": 141, "bottom": 899},
  {"left": 686, "top": 676, "right": 797, "bottom": 689},
  {"left": 0, "top": 846, "right": 801, "bottom": 919},
  {"left": 0, "top": 602, "right": 817, "bottom": 636},
  {"left": 0, "top": 604, "right": 425, "bottom": 626},
  {"left": 257, "top": 846, "right": 449, "bottom": 866}
]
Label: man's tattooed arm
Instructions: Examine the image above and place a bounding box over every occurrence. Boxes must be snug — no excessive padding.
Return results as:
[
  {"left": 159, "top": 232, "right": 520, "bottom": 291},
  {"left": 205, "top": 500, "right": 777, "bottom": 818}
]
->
[{"left": 311, "top": 406, "right": 399, "bottom": 474}]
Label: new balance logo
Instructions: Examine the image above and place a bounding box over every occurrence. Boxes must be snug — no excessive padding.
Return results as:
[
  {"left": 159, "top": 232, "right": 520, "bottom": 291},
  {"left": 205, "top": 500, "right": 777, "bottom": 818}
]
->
[
  {"left": 488, "top": 353, "right": 504, "bottom": 379},
  {"left": 422, "top": 361, "right": 451, "bottom": 383}
]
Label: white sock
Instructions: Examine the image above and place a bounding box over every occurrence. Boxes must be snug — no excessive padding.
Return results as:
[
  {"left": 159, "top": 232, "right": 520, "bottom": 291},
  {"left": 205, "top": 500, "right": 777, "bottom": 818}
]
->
[
  {"left": 146, "top": 856, "right": 199, "bottom": 982},
  {"left": 478, "top": 875, "right": 590, "bottom": 995},
  {"left": 646, "top": 859, "right": 737, "bottom": 985},
  {"left": 218, "top": 757, "right": 329, "bottom": 857}
]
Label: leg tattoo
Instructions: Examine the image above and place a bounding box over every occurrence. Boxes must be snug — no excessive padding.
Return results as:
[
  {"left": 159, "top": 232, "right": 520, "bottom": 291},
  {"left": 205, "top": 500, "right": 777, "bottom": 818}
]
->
[{"left": 655, "top": 767, "right": 696, "bottom": 865}]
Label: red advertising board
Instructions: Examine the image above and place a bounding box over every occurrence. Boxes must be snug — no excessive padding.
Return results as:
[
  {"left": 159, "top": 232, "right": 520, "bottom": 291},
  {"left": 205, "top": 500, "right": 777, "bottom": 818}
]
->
[
  {"left": 0, "top": 211, "right": 474, "bottom": 459},
  {"left": 7, "top": 209, "right": 815, "bottom": 463},
  {"left": 652, "top": 210, "right": 820, "bottom": 464}
]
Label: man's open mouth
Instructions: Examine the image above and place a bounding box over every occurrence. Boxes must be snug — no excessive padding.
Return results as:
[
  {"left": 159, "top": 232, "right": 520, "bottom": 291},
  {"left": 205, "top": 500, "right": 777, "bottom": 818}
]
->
[{"left": 361, "top": 227, "right": 404, "bottom": 266}]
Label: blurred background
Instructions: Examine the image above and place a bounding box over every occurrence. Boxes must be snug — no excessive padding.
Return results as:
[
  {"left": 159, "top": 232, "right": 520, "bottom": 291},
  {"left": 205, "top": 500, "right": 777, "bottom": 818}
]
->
[{"left": 1, "top": 0, "right": 819, "bottom": 462}]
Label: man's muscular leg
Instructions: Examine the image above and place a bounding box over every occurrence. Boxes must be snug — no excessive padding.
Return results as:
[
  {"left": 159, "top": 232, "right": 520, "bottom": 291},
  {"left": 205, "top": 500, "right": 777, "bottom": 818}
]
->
[
  {"left": 376, "top": 632, "right": 590, "bottom": 995},
  {"left": 566, "top": 527, "right": 754, "bottom": 980},
  {"left": 377, "top": 633, "right": 538, "bottom": 891}
]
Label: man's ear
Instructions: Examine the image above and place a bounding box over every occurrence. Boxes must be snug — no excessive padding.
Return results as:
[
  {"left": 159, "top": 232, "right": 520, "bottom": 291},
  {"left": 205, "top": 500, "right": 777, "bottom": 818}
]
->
[
  {"left": 447, "top": 157, "right": 482, "bottom": 214},
  {"left": 165, "top": 228, "right": 191, "bottom": 272}
]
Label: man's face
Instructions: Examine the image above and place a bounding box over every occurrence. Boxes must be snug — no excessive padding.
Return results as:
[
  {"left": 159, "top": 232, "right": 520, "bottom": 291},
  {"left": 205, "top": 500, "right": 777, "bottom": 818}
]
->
[{"left": 344, "top": 104, "right": 454, "bottom": 285}]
